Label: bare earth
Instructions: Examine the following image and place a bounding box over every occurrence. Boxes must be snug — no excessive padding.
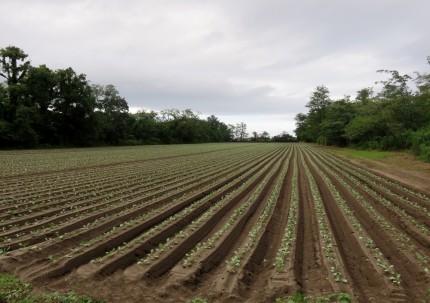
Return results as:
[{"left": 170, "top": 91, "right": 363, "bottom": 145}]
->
[
  {"left": 324, "top": 147, "right": 430, "bottom": 196},
  {"left": 1, "top": 144, "right": 429, "bottom": 303}
]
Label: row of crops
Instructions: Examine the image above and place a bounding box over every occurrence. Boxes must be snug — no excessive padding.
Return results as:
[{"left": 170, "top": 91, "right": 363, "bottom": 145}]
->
[{"left": 0, "top": 143, "right": 429, "bottom": 303}]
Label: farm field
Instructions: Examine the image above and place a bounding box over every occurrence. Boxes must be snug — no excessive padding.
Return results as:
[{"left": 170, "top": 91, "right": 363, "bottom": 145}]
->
[{"left": 0, "top": 143, "right": 429, "bottom": 303}]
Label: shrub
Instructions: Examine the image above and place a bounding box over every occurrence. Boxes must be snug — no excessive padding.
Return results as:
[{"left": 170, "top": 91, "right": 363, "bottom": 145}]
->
[{"left": 411, "top": 127, "right": 430, "bottom": 162}]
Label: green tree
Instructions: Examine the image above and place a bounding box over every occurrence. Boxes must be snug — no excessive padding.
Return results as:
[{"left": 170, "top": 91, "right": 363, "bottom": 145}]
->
[
  {"left": 206, "top": 115, "right": 231, "bottom": 142},
  {"left": 295, "top": 86, "right": 332, "bottom": 143},
  {"left": 294, "top": 112, "right": 310, "bottom": 142},
  {"left": 0, "top": 46, "right": 31, "bottom": 110},
  {"left": 132, "top": 110, "right": 160, "bottom": 144},
  {"left": 52, "top": 68, "right": 95, "bottom": 146},
  {"left": 92, "top": 84, "right": 129, "bottom": 144},
  {"left": 413, "top": 57, "right": 430, "bottom": 128},
  {"left": 306, "top": 85, "right": 331, "bottom": 123},
  {"left": 376, "top": 70, "right": 415, "bottom": 129},
  {"left": 24, "top": 65, "right": 57, "bottom": 144},
  {"left": 0, "top": 83, "right": 13, "bottom": 145},
  {"left": 344, "top": 110, "right": 382, "bottom": 147},
  {"left": 94, "top": 84, "right": 128, "bottom": 115},
  {"left": 234, "top": 122, "right": 248, "bottom": 141},
  {"left": 272, "top": 131, "right": 296, "bottom": 142},
  {"left": 355, "top": 87, "right": 373, "bottom": 104},
  {"left": 260, "top": 131, "right": 270, "bottom": 142},
  {"left": 0, "top": 46, "right": 41, "bottom": 147},
  {"left": 320, "top": 98, "right": 356, "bottom": 146},
  {"left": 12, "top": 105, "right": 39, "bottom": 147},
  {"left": 162, "top": 109, "right": 209, "bottom": 144},
  {"left": 25, "top": 65, "right": 55, "bottom": 114}
]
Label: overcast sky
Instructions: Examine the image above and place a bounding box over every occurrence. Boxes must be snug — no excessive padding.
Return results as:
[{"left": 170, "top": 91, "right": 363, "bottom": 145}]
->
[{"left": 1, "top": 0, "right": 429, "bottom": 136}]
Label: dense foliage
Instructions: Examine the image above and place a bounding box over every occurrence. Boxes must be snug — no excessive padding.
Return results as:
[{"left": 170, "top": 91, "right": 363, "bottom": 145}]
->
[
  {"left": 0, "top": 46, "right": 242, "bottom": 148},
  {"left": 295, "top": 57, "right": 430, "bottom": 161}
]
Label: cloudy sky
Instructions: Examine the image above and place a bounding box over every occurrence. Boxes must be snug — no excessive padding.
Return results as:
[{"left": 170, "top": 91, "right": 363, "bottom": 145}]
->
[{"left": 1, "top": 0, "right": 429, "bottom": 136}]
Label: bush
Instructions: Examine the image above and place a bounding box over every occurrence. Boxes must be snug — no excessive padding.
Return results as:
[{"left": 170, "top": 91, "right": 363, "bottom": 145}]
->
[
  {"left": 411, "top": 127, "right": 430, "bottom": 162},
  {"left": 358, "top": 139, "right": 381, "bottom": 150},
  {"left": 379, "top": 131, "right": 412, "bottom": 151}
]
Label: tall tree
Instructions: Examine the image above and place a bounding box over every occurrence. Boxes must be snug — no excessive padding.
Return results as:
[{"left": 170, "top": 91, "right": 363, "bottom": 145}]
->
[
  {"left": 260, "top": 131, "right": 270, "bottom": 142},
  {"left": 376, "top": 69, "right": 415, "bottom": 130},
  {"left": 23, "top": 65, "right": 57, "bottom": 144},
  {"left": 132, "top": 110, "right": 160, "bottom": 143},
  {"left": 294, "top": 112, "right": 309, "bottom": 141},
  {"left": 234, "top": 122, "right": 248, "bottom": 141},
  {"left": 25, "top": 65, "right": 56, "bottom": 114},
  {"left": 306, "top": 85, "right": 331, "bottom": 123},
  {"left": 92, "top": 84, "right": 129, "bottom": 144},
  {"left": 0, "top": 46, "right": 31, "bottom": 110},
  {"left": 0, "top": 83, "right": 12, "bottom": 145},
  {"left": 52, "top": 68, "right": 95, "bottom": 145},
  {"left": 355, "top": 87, "right": 373, "bottom": 104},
  {"left": 206, "top": 115, "right": 231, "bottom": 142},
  {"left": 320, "top": 98, "right": 356, "bottom": 146}
]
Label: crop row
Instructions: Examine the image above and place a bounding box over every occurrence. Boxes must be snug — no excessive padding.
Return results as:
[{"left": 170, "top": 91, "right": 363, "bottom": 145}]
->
[
  {"left": 1, "top": 143, "right": 430, "bottom": 303},
  {"left": 0, "top": 143, "right": 255, "bottom": 177}
]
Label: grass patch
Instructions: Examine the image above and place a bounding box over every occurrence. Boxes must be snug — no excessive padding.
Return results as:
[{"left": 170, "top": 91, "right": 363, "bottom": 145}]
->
[
  {"left": 276, "top": 292, "right": 352, "bottom": 303},
  {"left": 0, "top": 272, "right": 105, "bottom": 303},
  {"left": 336, "top": 148, "right": 392, "bottom": 159}
]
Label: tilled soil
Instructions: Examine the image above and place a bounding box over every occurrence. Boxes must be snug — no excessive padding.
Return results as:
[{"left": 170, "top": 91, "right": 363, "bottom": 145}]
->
[{"left": 0, "top": 144, "right": 429, "bottom": 303}]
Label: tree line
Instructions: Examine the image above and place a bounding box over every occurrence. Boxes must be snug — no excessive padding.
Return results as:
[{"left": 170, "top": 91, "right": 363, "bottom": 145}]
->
[
  {"left": 0, "top": 45, "right": 296, "bottom": 148},
  {"left": 295, "top": 57, "right": 430, "bottom": 161}
]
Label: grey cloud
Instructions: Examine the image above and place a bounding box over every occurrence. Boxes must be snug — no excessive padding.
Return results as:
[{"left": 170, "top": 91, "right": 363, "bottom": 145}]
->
[{"left": 1, "top": 0, "right": 429, "bottom": 135}]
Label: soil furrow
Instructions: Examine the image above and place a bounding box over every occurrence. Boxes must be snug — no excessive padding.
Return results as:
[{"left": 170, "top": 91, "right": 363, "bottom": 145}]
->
[
  {"left": 92, "top": 148, "right": 288, "bottom": 277},
  {"left": 311, "top": 151, "right": 430, "bottom": 255},
  {"left": 0, "top": 150, "right": 256, "bottom": 224},
  {"left": 0, "top": 153, "right": 247, "bottom": 237},
  {"left": 24, "top": 148, "right": 286, "bottom": 281},
  {"left": 2, "top": 144, "right": 430, "bottom": 303},
  {"left": 304, "top": 150, "right": 426, "bottom": 302},
  {"left": 163, "top": 151, "right": 286, "bottom": 295},
  {"left": 192, "top": 149, "right": 291, "bottom": 299},
  {"left": 0, "top": 145, "right": 253, "bottom": 180},
  {"left": 294, "top": 153, "right": 334, "bottom": 296},
  {"left": 234, "top": 150, "right": 295, "bottom": 301},
  {"left": 313, "top": 148, "right": 430, "bottom": 213},
  {"left": 0, "top": 149, "right": 278, "bottom": 253}
]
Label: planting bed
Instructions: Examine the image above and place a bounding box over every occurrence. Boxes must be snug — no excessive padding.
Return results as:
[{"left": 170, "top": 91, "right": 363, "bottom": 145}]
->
[{"left": 0, "top": 143, "right": 429, "bottom": 303}]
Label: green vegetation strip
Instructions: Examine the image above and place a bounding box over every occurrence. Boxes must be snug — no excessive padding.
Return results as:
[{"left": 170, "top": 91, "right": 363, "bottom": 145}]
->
[
  {"left": 0, "top": 273, "right": 104, "bottom": 303},
  {"left": 276, "top": 291, "right": 352, "bottom": 303},
  {"left": 335, "top": 148, "right": 392, "bottom": 159}
]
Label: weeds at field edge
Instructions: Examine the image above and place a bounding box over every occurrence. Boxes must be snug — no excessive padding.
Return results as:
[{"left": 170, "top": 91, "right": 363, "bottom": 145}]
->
[
  {"left": 0, "top": 273, "right": 105, "bottom": 303},
  {"left": 275, "top": 292, "right": 353, "bottom": 303}
]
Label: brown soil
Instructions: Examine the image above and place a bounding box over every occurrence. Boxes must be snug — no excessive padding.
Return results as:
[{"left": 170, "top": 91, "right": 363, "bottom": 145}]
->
[
  {"left": 320, "top": 145, "right": 430, "bottom": 196},
  {"left": 1, "top": 144, "right": 429, "bottom": 303},
  {"left": 294, "top": 155, "right": 335, "bottom": 296}
]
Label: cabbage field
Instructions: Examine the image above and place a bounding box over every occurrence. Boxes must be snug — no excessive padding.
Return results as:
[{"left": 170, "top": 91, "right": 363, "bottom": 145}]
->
[{"left": 0, "top": 143, "right": 429, "bottom": 303}]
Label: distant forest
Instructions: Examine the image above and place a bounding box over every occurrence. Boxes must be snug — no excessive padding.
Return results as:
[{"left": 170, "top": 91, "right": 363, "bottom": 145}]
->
[
  {"left": 0, "top": 45, "right": 295, "bottom": 148},
  {"left": 295, "top": 57, "right": 430, "bottom": 161}
]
